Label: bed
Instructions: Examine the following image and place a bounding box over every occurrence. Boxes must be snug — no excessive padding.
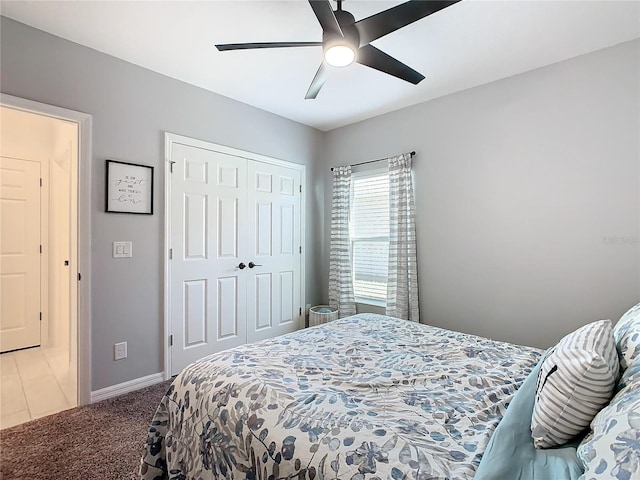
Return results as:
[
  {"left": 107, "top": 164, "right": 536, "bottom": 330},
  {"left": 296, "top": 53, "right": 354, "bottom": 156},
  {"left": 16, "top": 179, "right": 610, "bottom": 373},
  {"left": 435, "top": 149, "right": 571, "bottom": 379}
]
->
[{"left": 140, "top": 313, "right": 543, "bottom": 479}]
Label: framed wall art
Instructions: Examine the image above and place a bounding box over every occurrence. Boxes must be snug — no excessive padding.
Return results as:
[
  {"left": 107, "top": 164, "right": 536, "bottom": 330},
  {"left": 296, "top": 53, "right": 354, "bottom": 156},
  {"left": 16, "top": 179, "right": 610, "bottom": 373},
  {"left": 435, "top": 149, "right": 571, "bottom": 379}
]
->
[{"left": 105, "top": 160, "right": 154, "bottom": 214}]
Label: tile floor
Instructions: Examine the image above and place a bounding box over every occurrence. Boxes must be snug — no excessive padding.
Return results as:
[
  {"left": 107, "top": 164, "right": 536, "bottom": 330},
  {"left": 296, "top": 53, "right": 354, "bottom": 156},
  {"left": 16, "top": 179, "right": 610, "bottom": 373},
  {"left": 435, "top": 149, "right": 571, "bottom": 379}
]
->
[{"left": 0, "top": 346, "right": 76, "bottom": 429}]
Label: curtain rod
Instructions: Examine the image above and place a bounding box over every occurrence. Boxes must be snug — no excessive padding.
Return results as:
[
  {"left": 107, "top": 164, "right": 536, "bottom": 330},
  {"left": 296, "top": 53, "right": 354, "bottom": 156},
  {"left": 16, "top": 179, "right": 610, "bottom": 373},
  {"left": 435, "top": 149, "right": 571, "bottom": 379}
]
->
[{"left": 330, "top": 151, "right": 415, "bottom": 171}]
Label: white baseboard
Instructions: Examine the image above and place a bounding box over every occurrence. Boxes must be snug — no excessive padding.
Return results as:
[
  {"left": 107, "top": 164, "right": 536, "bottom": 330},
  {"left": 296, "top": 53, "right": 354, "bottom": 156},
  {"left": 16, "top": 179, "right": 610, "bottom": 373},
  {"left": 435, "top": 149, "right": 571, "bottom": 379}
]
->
[{"left": 90, "top": 372, "right": 165, "bottom": 403}]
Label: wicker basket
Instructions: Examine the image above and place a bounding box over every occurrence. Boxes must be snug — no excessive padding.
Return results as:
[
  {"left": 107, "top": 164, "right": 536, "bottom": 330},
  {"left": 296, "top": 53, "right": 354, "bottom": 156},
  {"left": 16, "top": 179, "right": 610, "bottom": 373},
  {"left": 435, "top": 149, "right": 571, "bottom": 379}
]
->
[{"left": 309, "top": 305, "right": 339, "bottom": 327}]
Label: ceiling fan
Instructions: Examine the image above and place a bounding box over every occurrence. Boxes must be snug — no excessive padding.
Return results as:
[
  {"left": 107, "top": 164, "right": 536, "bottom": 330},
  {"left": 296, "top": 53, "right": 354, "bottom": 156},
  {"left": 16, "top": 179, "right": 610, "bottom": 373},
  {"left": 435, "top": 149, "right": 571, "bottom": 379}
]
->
[{"left": 215, "top": 0, "right": 460, "bottom": 99}]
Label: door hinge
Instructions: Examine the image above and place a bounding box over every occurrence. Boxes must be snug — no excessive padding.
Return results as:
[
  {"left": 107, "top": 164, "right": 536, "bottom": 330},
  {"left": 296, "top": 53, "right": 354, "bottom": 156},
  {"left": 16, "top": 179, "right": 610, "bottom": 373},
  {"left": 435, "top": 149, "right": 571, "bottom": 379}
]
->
[
  {"left": 169, "top": 248, "right": 173, "bottom": 260},
  {"left": 299, "top": 184, "right": 302, "bottom": 193},
  {"left": 299, "top": 246, "right": 302, "bottom": 254},
  {"left": 40, "top": 245, "right": 43, "bottom": 254},
  {"left": 39, "top": 178, "right": 43, "bottom": 187},
  {"left": 169, "top": 334, "right": 174, "bottom": 346},
  {"left": 299, "top": 307, "right": 302, "bottom": 316},
  {"left": 78, "top": 272, "right": 82, "bottom": 281},
  {"left": 39, "top": 312, "right": 42, "bottom": 321},
  {"left": 169, "top": 161, "right": 175, "bottom": 173}
]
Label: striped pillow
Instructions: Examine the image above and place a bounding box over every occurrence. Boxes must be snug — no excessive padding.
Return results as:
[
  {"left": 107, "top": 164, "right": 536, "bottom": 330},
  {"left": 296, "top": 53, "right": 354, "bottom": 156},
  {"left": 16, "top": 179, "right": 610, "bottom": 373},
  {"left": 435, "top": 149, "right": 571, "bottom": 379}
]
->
[{"left": 531, "top": 320, "right": 619, "bottom": 449}]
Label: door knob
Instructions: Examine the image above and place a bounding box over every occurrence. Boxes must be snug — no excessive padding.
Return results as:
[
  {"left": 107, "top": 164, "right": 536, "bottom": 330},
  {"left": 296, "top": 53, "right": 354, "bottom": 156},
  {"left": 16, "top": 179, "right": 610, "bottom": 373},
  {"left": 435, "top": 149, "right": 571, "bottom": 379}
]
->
[
  {"left": 248, "top": 262, "right": 262, "bottom": 268},
  {"left": 237, "top": 262, "right": 246, "bottom": 270}
]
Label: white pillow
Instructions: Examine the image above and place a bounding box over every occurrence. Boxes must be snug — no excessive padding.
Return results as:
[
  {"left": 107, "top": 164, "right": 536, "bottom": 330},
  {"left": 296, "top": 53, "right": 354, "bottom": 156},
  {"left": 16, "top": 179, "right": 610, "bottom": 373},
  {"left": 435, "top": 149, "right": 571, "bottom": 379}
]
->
[{"left": 531, "top": 320, "right": 619, "bottom": 449}]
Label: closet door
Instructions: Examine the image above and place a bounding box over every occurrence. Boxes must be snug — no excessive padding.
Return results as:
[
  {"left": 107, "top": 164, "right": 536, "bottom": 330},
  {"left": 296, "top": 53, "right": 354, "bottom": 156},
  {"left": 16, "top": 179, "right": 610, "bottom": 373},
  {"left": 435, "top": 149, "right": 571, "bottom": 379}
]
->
[
  {"left": 246, "top": 161, "right": 302, "bottom": 343},
  {"left": 168, "top": 140, "right": 304, "bottom": 375},
  {"left": 169, "top": 143, "right": 248, "bottom": 375}
]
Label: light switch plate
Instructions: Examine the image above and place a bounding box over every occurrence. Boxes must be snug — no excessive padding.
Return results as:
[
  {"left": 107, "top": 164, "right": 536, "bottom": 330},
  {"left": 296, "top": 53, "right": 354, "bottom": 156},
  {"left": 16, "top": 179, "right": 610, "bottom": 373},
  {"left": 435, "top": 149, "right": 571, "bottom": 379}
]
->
[{"left": 113, "top": 241, "right": 133, "bottom": 258}]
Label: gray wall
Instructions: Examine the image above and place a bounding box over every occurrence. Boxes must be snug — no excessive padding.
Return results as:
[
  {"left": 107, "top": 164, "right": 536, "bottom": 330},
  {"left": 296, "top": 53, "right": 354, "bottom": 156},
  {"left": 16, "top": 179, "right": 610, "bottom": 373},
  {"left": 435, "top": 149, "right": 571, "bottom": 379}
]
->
[
  {"left": 2, "top": 15, "right": 638, "bottom": 393},
  {"left": 1, "top": 17, "right": 324, "bottom": 390},
  {"left": 323, "top": 39, "right": 640, "bottom": 349}
]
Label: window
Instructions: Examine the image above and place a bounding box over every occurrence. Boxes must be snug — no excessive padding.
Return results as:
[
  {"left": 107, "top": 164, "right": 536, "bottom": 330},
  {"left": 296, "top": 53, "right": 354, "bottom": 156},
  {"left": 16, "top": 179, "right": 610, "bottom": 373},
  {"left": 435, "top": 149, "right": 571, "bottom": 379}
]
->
[{"left": 349, "top": 169, "right": 389, "bottom": 305}]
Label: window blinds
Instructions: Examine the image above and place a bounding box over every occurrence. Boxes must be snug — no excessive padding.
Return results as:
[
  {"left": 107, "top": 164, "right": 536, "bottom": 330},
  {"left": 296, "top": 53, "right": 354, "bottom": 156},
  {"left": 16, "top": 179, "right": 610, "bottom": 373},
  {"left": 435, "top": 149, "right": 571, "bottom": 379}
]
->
[{"left": 350, "top": 170, "right": 389, "bottom": 303}]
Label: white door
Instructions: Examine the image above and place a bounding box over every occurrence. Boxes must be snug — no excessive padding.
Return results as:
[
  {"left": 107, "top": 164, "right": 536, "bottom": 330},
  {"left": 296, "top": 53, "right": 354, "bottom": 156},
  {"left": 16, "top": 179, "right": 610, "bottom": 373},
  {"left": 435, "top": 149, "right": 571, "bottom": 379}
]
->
[
  {"left": 0, "top": 157, "right": 41, "bottom": 352},
  {"left": 246, "top": 161, "right": 302, "bottom": 343},
  {"left": 168, "top": 141, "right": 303, "bottom": 375},
  {"left": 169, "top": 144, "right": 248, "bottom": 375}
]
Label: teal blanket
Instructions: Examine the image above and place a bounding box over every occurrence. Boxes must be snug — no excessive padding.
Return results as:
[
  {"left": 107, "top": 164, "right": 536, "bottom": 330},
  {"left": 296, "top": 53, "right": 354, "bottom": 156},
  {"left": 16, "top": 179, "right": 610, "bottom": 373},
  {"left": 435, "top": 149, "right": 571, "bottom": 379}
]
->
[{"left": 474, "top": 356, "right": 584, "bottom": 480}]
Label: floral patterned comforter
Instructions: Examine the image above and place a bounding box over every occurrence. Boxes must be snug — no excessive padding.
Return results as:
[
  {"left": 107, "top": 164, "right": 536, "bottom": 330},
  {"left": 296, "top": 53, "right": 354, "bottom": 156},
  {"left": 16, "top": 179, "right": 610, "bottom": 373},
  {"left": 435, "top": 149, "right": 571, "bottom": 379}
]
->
[{"left": 140, "top": 314, "right": 542, "bottom": 480}]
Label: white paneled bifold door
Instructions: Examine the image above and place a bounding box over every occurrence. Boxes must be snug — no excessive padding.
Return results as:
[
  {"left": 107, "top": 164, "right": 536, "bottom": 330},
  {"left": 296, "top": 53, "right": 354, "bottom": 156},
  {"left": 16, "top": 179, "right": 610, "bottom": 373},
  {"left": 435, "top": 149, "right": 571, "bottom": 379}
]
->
[
  {"left": 168, "top": 141, "right": 303, "bottom": 376},
  {"left": 245, "top": 160, "right": 302, "bottom": 344}
]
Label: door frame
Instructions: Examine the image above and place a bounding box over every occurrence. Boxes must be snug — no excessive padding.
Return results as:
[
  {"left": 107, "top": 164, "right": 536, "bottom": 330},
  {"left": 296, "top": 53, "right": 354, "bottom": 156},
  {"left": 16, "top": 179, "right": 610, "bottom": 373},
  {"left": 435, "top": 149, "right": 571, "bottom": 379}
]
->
[
  {"left": 163, "top": 132, "right": 306, "bottom": 380},
  {"left": 1, "top": 94, "right": 93, "bottom": 406}
]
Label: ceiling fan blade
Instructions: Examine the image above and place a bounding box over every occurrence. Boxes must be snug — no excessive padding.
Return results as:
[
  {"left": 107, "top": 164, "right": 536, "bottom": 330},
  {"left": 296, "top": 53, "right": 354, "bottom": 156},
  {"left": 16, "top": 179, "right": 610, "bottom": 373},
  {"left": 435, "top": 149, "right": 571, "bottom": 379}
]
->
[
  {"left": 216, "top": 42, "right": 322, "bottom": 51},
  {"left": 305, "top": 62, "right": 328, "bottom": 99},
  {"left": 356, "top": 44, "right": 424, "bottom": 84},
  {"left": 354, "top": 0, "right": 460, "bottom": 46},
  {"left": 308, "top": 0, "right": 343, "bottom": 37}
]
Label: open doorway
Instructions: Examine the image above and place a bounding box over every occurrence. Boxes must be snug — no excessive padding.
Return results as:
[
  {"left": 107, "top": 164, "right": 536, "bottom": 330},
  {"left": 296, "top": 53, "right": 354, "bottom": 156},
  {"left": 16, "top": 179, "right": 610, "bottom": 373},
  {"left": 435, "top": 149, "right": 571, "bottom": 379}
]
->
[{"left": 0, "top": 98, "right": 91, "bottom": 428}]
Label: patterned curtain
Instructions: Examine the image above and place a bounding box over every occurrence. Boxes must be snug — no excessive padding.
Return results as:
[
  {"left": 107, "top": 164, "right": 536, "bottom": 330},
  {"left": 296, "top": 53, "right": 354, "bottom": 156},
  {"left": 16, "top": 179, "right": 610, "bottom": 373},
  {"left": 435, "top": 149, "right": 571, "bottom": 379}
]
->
[
  {"left": 328, "top": 166, "right": 356, "bottom": 318},
  {"left": 386, "top": 153, "right": 420, "bottom": 321}
]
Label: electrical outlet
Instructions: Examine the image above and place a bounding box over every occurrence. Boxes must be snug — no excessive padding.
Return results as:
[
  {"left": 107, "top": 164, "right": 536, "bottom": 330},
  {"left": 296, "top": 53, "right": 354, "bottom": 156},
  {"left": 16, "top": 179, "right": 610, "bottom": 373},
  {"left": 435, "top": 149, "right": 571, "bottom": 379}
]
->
[{"left": 114, "top": 342, "right": 127, "bottom": 360}]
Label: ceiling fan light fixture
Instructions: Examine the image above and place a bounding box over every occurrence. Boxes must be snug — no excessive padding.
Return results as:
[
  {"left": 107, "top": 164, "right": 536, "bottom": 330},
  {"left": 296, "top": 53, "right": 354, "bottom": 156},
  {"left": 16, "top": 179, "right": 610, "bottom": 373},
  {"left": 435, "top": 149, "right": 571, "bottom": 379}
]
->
[
  {"left": 216, "top": 0, "right": 460, "bottom": 98},
  {"left": 324, "top": 44, "right": 355, "bottom": 67}
]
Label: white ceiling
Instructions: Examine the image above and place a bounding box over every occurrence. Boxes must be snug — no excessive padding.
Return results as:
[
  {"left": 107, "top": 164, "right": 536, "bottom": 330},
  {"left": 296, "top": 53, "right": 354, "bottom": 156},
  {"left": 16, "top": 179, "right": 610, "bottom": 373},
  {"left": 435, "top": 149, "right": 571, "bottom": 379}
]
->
[{"left": 2, "top": 1, "right": 639, "bottom": 131}]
